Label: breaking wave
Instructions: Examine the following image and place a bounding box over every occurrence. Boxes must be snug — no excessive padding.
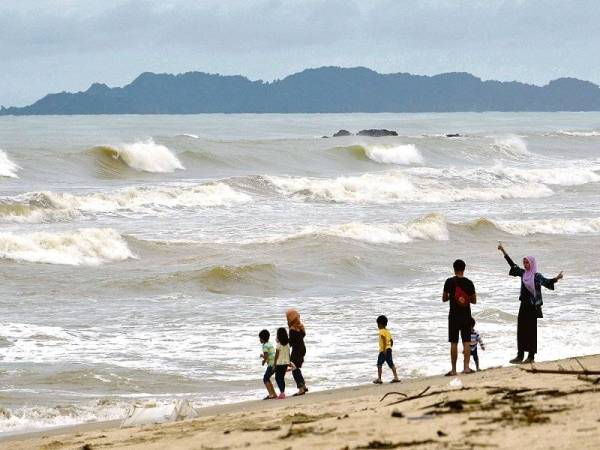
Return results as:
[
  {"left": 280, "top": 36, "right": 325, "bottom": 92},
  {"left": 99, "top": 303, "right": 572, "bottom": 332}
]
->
[
  {"left": 0, "top": 150, "right": 20, "bottom": 178},
  {"left": 92, "top": 140, "right": 184, "bottom": 174},
  {"left": 493, "top": 165, "right": 600, "bottom": 186},
  {"left": 0, "top": 228, "right": 136, "bottom": 265},
  {"left": 341, "top": 144, "right": 424, "bottom": 165},
  {"left": 557, "top": 130, "right": 600, "bottom": 137},
  {"left": 266, "top": 172, "right": 553, "bottom": 204},
  {"left": 490, "top": 136, "right": 531, "bottom": 159},
  {"left": 465, "top": 217, "right": 600, "bottom": 236},
  {"left": 283, "top": 214, "right": 448, "bottom": 244},
  {"left": 0, "top": 183, "right": 251, "bottom": 223}
]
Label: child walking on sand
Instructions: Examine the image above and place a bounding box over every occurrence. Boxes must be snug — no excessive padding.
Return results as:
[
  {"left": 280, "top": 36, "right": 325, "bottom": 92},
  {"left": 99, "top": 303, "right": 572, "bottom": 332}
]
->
[
  {"left": 259, "top": 329, "right": 277, "bottom": 400},
  {"left": 274, "top": 327, "right": 291, "bottom": 399},
  {"left": 470, "top": 318, "right": 486, "bottom": 371},
  {"left": 373, "top": 315, "right": 400, "bottom": 384}
]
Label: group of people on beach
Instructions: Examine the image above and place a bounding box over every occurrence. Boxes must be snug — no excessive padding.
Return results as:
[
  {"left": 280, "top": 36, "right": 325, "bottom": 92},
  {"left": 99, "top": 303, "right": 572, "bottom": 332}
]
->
[
  {"left": 258, "top": 309, "right": 307, "bottom": 399},
  {"left": 257, "top": 243, "right": 563, "bottom": 398}
]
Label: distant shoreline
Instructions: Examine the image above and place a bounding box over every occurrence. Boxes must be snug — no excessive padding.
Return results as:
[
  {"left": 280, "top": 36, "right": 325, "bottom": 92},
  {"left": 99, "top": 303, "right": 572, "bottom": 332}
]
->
[{"left": 3, "top": 67, "right": 600, "bottom": 115}]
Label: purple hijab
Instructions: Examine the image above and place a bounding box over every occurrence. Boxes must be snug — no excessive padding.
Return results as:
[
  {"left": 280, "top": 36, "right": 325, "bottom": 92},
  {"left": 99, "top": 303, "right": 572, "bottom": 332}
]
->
[{"left": 522, "top": 256, "right": 537, "bottom": 296}]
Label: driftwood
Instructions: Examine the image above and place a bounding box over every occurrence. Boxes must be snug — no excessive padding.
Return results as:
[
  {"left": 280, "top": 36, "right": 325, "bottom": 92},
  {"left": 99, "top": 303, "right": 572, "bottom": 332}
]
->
[
  {"left": 381, "top": 386, "right": 431, "bottom": 406},
  {"left": 521, "top": 367, "right": 600, "bottom": 375}
]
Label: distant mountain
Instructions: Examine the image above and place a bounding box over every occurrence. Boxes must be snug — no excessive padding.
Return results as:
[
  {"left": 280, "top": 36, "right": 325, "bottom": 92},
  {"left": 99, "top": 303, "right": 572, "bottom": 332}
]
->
[{"left": 2, "top": 67, "right": 600, "bottom": 115}]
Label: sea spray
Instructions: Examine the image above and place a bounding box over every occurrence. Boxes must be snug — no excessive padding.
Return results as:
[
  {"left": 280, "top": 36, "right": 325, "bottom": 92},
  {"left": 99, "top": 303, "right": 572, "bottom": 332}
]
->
[
  {"left": 364, "top": 143, "right": 424, "bottom": 165},
  {"left": 491, "top": 136, "right": 531, "bottom": 159},
  {"left": 0, "top": 150, "right": 20, "bottom": 178}
]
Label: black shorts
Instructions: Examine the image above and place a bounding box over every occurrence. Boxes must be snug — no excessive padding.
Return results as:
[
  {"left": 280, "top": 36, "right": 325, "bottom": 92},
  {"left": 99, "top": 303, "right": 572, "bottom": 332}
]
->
[
  {"left": 448, "top": 317, "right": 470, "bottom": 343},
  {"left": 377, "top": 349, "right": 394, "bottom": 368}
]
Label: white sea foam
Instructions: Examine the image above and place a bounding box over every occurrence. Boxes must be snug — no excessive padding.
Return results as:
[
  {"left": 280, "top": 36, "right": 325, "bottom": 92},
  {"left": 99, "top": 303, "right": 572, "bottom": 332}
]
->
[
  {"left": 182, "top": 134, "right": 200, "bottom": 139},
  {"left": 490, "top": 136, "right": 531, "bottom": 159},
  {"left": 111, "top": 139, "right": 184, "bottom": 173},
  {"left": 302, "top": 214, "right": 449, "bottom": 244},
  {"left": 0, "top": 402, "right": 127, "bottom": 434},
  {"left": 0, "top": 183, "right": 251, "bottom": 223},
  {"left": 267, "top": 172, "right": 553, "bottom": 204},
  {"left": 493, "top": 165, "right": 600, "bottom": 186},
  {"left": 364, "top": 144, "right": 424, "bottom": 165},
  {"left": 557, "top": 130, "right": 600, "bottom": 137},
  {"left": 0, "top": 228, "right": 136, "bottom": 265},
  {"left": 494, "top": 217, "right": 600, "bottom": 236},
  {"left": 0, "top": 150, "right": 20, "bottom": 178}
]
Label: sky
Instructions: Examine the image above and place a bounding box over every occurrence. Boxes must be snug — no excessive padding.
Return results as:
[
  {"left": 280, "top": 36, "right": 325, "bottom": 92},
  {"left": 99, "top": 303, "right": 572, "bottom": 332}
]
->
[{"left": 1, "top": 0, "right": 599, "bottom": 106}]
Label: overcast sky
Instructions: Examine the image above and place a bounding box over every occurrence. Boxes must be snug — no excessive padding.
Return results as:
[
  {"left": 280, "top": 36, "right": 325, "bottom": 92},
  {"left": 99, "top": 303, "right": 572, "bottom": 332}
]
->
[{"left": 1, "top": 0, "right": 599, "bottom": 106}]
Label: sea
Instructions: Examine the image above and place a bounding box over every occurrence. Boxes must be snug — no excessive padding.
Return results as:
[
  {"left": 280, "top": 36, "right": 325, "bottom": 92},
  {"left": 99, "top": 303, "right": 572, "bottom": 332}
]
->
[{"left": 1, "top": 113, "right": 599, "bottom": 434}]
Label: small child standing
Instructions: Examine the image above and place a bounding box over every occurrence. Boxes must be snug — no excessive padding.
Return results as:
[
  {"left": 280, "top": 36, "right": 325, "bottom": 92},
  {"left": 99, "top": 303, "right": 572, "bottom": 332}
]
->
[
  {"left": 373, "top": 315, "right": 400, "bottom": 384},
  {"left": 273, "top": 327, "right": 291, "bottom": 399},
  {"left": 259, "top": 329, "right": 277, "bottom": 400},
  {"left": 470, "top": 318, "right": 486, "bottom": 371}
]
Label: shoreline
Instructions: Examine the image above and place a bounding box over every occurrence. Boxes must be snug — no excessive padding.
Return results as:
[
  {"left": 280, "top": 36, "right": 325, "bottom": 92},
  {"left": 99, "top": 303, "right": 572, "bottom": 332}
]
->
[{"left": 3, "top": 353, "right": 600, "bottom": 449}]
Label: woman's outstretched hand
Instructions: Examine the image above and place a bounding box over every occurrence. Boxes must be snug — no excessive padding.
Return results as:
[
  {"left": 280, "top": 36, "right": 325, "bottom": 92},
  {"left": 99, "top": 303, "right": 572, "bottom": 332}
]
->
[
  {"left": 556, "top": 271, "right": 564, "bottom": 281},
  {"left": 497, "top": 242, "right": 506, "bottom": 255}
]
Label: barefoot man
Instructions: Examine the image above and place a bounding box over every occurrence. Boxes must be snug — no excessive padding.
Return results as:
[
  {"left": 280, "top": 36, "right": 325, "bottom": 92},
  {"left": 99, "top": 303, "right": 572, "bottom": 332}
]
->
[{"left": 443, "top": 259, "right": 477, "bottom": 375}]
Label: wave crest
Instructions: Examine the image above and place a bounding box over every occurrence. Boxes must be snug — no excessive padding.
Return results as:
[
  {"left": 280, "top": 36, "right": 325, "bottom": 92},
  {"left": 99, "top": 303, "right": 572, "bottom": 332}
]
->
[
  {"left": 93, "top": 140, "right": 184, "bottom": 174},
  {"left": 491, "top": 136, "right": 531, "bottom": 159},
  {"left": 266, "top": 172, "right": 553, "bottom": 204},
  {"left": 0, "top": 150, "right": 20, "bottom": 178},
  {"left": 0, "top": 228, "right": 136, "bottom": 265},
  {"left": 0, "top": 183, "right": 251, "bottom": 223},
  {"left": 339, "top": 144, "right": 423, "bottom": 165}
]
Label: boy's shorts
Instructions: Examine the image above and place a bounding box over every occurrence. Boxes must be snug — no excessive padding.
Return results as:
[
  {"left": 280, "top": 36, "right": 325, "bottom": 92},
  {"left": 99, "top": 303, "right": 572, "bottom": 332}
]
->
[
  {"left": 263, "top": 365, "right": 274, "bottom": 383},
  {"left": 377, "top": 349, "right": 394, "bottom": 368}
]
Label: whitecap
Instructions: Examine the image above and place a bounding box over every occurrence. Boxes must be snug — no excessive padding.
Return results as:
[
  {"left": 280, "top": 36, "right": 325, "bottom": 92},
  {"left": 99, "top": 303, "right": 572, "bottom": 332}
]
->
[
  {"left": 0, "top": 228, "right": 136, "bottom": 265},
  {"left": 0, "top": 150, "right": 20, "bottom": 178},
  {"left": 364, "top": 143, "right": 424, "bottom": 165}
]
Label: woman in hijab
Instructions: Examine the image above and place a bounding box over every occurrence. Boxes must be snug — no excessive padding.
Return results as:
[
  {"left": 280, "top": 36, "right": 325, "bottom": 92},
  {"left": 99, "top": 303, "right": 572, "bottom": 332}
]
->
[
  {"left": 498, "top": 243, "right": 563, "bottom": 364},
  {"left": 286, "top": 309, "right": 308, "bottom": 396}
]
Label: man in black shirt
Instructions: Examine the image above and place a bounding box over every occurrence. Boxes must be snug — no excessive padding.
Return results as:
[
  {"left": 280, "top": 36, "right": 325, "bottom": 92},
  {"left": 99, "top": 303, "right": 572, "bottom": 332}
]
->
[{"left": 443, "top": 259, "right": 477, "bottom": 375}]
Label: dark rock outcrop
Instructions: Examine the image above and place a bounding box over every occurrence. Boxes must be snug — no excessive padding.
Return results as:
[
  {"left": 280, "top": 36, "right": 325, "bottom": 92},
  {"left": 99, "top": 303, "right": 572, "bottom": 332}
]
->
[
  {"left": 332, "top": 129, "right": 352, "bottom": 137},
  {"left": 357, "top": 129, "right": 398, "bottom": 137}
]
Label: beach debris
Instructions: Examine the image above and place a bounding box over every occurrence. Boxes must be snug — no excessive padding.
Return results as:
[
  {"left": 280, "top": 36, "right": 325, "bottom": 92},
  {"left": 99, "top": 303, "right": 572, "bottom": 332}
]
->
[
  {"left": 281, "top": 412, "right": 333, "bottom": 424},
  {"left": 391, "top": 409, "right": 404, "bottom": 418},
  {"left": 354, "top": 439, "right": 437, "bottom": 449},
  {"left": 578, "top": 375, "right": 600, "bottom": 384},
  {"left": 380, "top": 391, "right": 408, "bottom": 402},
  {"left": 279, "top": 423, "right": 336, "bottom": 439},
  {"left": 437, "top": 430, "right": 448, "bottom": 437},
  {"left": 522, "top": 367, "right": 600, "bottom": 375},
  {"left": 81, "top": 445, "right": 93, "bottom": 450},
  {"left": 121, "top": 399, "right": 199, "bottom": 428},
  {"left": 448, "top": 378, "right": 463, "bottom": 389},
  {"left": 380, "top": 386, "right": 430, "bottom": 404}
]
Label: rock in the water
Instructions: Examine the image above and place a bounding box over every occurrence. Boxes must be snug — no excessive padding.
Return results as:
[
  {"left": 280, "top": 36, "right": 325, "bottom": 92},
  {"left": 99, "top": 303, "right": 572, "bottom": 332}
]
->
[
  {"left": 332, "top": 129, "right": 352, "bottom": 137},
  {"left": 445, "top": 133, "right": 461, "bottom": 138},
  {"left": 357, "top": 129, "right": 398, "bottom": 137}
]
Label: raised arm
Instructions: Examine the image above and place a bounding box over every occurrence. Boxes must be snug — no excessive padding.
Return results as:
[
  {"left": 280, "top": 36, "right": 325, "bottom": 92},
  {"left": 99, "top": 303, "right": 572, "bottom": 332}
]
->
[
  {"left": 498, "top": 242, "right": 524, "bottom": 277},
  {"left": 538, "top": 271, "right": 564, "bottom": 291}
]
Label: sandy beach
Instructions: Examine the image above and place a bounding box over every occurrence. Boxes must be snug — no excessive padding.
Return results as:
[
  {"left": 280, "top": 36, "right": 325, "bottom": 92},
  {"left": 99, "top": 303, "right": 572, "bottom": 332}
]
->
[{"left": 3, "top": 354, "right": 600, "bottom": 450}]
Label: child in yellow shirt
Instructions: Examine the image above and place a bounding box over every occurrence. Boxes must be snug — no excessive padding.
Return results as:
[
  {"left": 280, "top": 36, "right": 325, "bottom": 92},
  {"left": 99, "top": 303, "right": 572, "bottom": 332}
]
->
[{"left": 373, "top": 315, "right": 400, "bottom": 384}]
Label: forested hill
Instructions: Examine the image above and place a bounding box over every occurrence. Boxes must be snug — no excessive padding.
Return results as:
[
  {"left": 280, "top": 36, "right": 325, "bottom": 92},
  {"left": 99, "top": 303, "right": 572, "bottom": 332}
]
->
[{"left": 3, "top": 66, "right": 600, "bottom": 115}]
